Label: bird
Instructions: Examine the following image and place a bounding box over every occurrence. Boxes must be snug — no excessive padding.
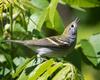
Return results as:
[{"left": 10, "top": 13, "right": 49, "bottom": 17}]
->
[{"left": 6, "top": 18, "right": 80, "bottom": 57}]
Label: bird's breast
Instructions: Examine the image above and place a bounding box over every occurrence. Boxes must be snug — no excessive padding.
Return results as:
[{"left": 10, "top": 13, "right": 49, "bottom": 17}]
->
[{"left": 35, "top": 46, "right": 73, "bottom": 57}]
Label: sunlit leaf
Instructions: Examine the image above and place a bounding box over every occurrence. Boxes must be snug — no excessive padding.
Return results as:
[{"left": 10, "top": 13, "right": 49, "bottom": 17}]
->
[
  {"left": 31, "top": 0, "right": 49, "bottom": 9},
  {"left": 17, "top": 58, "right": 37, "bottom": 80},
  {"left": 28, "top": 13, "right": 39, "bottom": 32},
  {"left": 48, "top": 0, "right": 59, "bottom": 28},
  {"left": 20, "top": 1, "right": 37, "bottom": 12},
  {"left": 38, "top": 62, "right": 63, "bottom": 80},
  {"left": 28, "top": 10, "right": 48, "bottom": 32},
  {"left": 27, "top": 59, "right": 81, "bottom": 80},
  {"left": 28, "top": 0, "right": 63, "bottom": 33},
  {"left": 37, "top": 9, "right": 48, "bottom": 31},
  {"left": 52, "top": 65, "right": 70, "bottom": 80},
  {"left": 63, "top": 0, "right": 100, "bottom": 11},
  {"left": 53, "top": 11, "right": 64, "bottom": 33},
  {"left": 28, "top": 59, "right": 54, "bottom": 80},
  {"left": 17, "top": 69, "right": 28, "bottom": 80},
  {"left": 46, "top": 10, "right": 64, "bottom": 34}
]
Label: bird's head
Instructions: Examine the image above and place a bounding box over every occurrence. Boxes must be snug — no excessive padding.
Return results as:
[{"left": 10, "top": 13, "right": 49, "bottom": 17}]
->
[{"left": 62, "top": 17, "right": 80, "bottom": 38}]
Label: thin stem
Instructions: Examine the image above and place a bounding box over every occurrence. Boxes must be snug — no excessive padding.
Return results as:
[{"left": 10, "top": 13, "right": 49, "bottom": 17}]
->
[
  {"left": 0, "top": 13, "right": 4, "bottom": 35},
  {"left": 9, "top": 4, "right": 13, "bottom": 39},
  {"left": 0, "top": 5, "right": 4, "bottom": 35},
  {"left": 21, "top": 11, "right": 27, "bottom": 31},
  {"left": 9, "top": 3, "right": 14, "bottom": 71}
]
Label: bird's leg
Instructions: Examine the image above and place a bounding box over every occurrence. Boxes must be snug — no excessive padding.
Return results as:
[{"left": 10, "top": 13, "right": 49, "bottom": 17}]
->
[{"left": 34, "top": 54, "right": 46, "bottom": 64}]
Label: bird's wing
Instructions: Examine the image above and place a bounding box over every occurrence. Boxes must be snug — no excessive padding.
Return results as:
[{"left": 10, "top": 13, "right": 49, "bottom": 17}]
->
[{"left": 6, "top": 36, "right": 70, "bottom": 48}]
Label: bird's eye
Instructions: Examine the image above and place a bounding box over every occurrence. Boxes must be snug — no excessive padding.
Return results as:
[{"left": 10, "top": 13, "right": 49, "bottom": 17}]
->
[{"left": 71, "top": 24, "right": 74, "bottom": 28}]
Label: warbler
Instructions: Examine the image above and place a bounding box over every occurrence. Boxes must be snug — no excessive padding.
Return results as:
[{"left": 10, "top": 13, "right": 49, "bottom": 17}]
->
[{"left": 6, "top": 18, "right": 79, "bottom": 57}]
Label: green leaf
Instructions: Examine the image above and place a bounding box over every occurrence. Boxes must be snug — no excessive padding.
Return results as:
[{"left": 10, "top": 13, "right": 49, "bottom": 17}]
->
[
  {"left": 12, "top": 58, "right": 29, "bottom": 78},
  {"left": 64, "top": 63, "right": 78, "bottom": 80},
  {"left": 63, "top": 0, "right": 100, "bottom": 10},
  {"left": 17, "top": 58, "right": 38, "bottom": 80},
  {"left": 0, "top": 54, "right": 6, "bottom": 62},
  {"left": 28, "top": 59, "right": 54, "bottom": 80},
  {"left": 52, "top": 65, "right": 70, "bottom": 80},
  {"left": 14, "top": 23, "right": 26, "bottom": 33},
  {"left": 38, "top": 62, "right": 63, "bottom": 80},
  {"left": 28, "top": 0, "right": 63, "bottom": 32},
  {"left": 28, "top": 9, "right": 48, "bottom": 32},
  {"left": 17, "top": 69, "right": 28, "bottom": 80},
  {"left": 89, "top": 34, "right": 100, "bottom": 55},
  {"left": 31, "top": 0, "right": 49, "bottom": 9},
  {"left": 13, "top": 23, "right": 28, "bottom": 39},
  {"left": 17, "top": 59, "right": 82, "bottom": 80},
  {"left": 28, "top": 9, "right": 49, "bottom": 32},
  {"left": 0, "top": 67, "right": 10, "bottom": 76},
  {"left": 0, "top": 0, "right": 14, "bottom": 12},
  {"left": 4, "top": 53, "right": 14, "bottom": 71},
  {"left": 13, "top": 57, "right": 25, "bottom": 66},
  {"left": 46, "top": 10, "right": 64, "bottom": 34},
  {"left": 48, "top": 0, "right": 59, "bottom": 28},
  {"left": 81, "top": 34, "right": 100, "bottom": 66},
  {"left": 81, "top": 40, "right": 98, "bottom": 66},
  {"left": 37, "top": 9, "right": 48, "bottom": 31},
  {"left": 20, "top": 0, "right": 40, "bottom": 11},
  {"left": 70, "top": 5, "right": 86, "bottom": 12},
  {"left": 53, "top": 11, "right": 64, "bottom": 33},
  {"left": 28, "top": 13, "right": 40, "bottom": 32},
  {"left": 12, "top": 56, "right": 35, "bottom": 78}
]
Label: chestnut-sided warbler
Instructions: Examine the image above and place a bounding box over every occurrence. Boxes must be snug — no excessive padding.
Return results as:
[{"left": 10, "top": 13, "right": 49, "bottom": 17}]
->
[{"left": 6, "top": 18, "right": 79, "bottom": 57}]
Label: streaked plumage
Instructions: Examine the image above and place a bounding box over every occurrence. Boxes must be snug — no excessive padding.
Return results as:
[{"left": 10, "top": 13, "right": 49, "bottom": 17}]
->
[{"left": 6, "top": 18, "right": 79, "bottom": 57}]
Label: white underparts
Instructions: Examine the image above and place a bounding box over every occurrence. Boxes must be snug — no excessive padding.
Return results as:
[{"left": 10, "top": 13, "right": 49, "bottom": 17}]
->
[{"left": 36, "top": 48, "right": 53, "bottom": 55}]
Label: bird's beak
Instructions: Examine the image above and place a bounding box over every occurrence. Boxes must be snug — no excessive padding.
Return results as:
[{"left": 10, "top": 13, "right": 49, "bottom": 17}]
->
[{"left": 74, "top": 17, "right": 80, "bottom": 24}]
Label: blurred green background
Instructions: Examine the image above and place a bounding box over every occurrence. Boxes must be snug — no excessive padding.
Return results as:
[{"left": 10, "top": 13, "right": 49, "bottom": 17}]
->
[{"left": 0, "top": 0, "right": 100, "bottom": 80}]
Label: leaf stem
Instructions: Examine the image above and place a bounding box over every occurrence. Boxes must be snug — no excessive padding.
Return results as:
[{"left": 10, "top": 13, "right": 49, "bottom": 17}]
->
[{"left": 9, "top": 4, "right": 13, "bottom": 39}]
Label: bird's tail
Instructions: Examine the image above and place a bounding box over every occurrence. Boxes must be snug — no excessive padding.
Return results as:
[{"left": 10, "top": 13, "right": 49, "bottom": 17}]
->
[
  {"left": 5, "top": 40, "right": 38, "bottom": 55},
  {"left": 5, "top": 40, "right": 25, "bottom": 45}
]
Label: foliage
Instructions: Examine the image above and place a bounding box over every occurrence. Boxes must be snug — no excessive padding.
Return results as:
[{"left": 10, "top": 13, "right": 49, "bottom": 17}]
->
[
  {"left": 81, "top": 34, "right": 100, "bottom": 66},
  {"left": 0, "top": 0, "right": 100, "bottom": 80}
]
